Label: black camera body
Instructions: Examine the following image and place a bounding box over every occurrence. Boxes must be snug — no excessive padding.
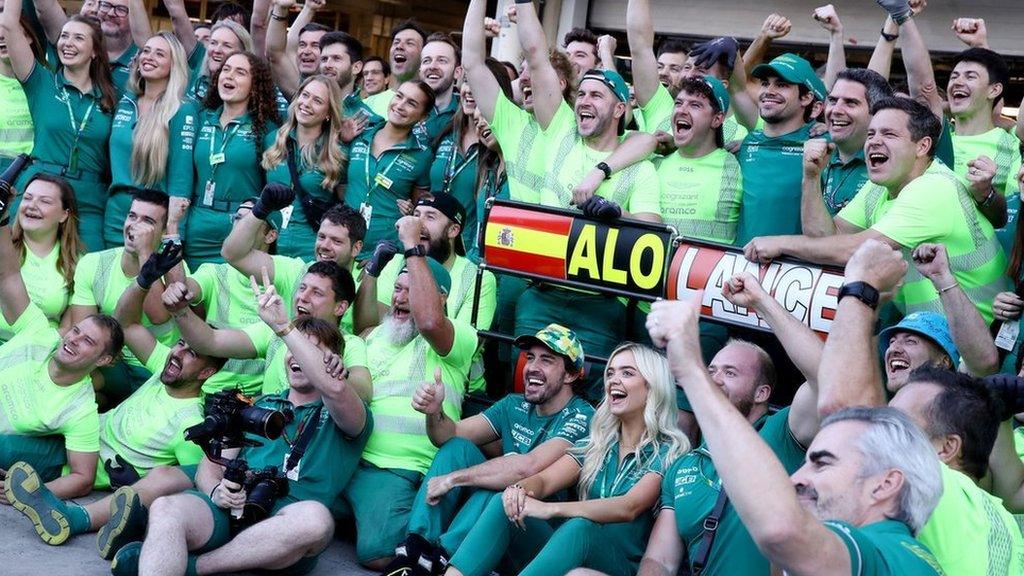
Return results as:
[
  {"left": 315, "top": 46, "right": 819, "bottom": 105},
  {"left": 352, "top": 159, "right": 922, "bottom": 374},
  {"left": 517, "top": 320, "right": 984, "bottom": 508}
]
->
[
  {"left": 185, "top": 390, "right": 290, "bottom": 456},
  {"left": 223, "top": 459, "right": 291, "bottom": 526}
]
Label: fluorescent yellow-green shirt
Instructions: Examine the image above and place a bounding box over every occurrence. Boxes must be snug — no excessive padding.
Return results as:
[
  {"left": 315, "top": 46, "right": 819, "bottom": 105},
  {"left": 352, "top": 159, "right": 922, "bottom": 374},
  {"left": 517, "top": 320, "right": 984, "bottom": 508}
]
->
[
  {"left": 0, "top": 245, "right": 70, "bottom": 343},
  {"left": 656, "top": 148, "right": 743, "bottom": 244}
]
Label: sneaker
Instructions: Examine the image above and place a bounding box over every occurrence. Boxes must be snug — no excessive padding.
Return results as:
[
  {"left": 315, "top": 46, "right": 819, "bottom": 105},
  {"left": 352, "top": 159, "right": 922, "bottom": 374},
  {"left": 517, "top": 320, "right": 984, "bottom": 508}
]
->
[
  {"left": 97, "top": 486, "right": 148, "bottom": 560},
  {"left": 110, "top": 541, "right": 142, "bottom": 576},
  {"left": 3, "top": 461, "right": 71, "bottom": 545},
  {"left": 380, "top": 534, "right": 434, "bottom": 576}
]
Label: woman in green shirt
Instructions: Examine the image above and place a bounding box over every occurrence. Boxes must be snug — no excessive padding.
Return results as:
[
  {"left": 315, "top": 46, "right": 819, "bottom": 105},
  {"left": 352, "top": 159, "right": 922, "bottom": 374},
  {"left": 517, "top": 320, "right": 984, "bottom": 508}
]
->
[
  {"left": 2, "top": 2, "right": 118, "bottom": 252},
  {"left": 445, "top": 343, "right": 689, "bottom": 576},
  {"left": 104, "top": 32, "right": 198, "bottom": 248},
  {"left": 262, "top": 74, "right": 348, "bottom": 260},
  {"left": 0, "top": 173, "right": 82, "bottom": 343},
  {"left": 184, "top": 51, "right": 279, "bottom": 268},
  {"left": 0, "top": 12, "right": 46, "bottom": 172},
  {"left": 430, "top": 81, "right": 481, "bottom": 248},
  {"left": 186, "top": 19, "right": 252, "bottom": 102}
]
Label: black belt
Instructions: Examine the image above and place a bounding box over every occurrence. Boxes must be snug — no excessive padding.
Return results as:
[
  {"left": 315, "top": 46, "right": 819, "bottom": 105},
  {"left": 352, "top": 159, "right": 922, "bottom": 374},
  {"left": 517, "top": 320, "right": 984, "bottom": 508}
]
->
[
  {"left": 33, "top": 160, "right": 107, "bottom": 183},
  {"left": 200, "top": 198, "right": 245, "bottom": 213}
]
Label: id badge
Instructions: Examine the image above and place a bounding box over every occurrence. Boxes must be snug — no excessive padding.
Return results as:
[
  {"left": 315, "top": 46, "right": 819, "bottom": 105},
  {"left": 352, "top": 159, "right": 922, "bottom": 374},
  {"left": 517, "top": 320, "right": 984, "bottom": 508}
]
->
[
  {"left": 209, "top": 152, "right": 226, "bottom": 166},
  {"left": 280, "top": 204, "right": 294, "bottom": 230},
  {"left": 203, "top": 181, "right": 216, "bottom": 206},
  {"left": 374, "top": 173, "right": 394, "bottom": 190},
  {"left": 359, "top": 202, "right": 372, "bottom": 226},
  {"left": 283, "top": 453, "right": 300, "bottom": 481}
]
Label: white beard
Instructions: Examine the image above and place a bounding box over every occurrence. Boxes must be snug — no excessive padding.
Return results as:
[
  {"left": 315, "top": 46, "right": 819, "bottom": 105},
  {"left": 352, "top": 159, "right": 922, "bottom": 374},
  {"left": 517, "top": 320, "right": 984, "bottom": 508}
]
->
[{"left": 383, "top": 312, "right": 418, "bottom": 347}]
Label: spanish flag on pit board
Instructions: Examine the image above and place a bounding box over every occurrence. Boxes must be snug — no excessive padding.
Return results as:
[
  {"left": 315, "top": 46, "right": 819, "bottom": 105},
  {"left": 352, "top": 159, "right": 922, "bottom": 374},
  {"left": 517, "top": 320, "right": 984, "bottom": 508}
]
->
[{"left": 483, "top": 204, "right": 571, "bottom": 279}]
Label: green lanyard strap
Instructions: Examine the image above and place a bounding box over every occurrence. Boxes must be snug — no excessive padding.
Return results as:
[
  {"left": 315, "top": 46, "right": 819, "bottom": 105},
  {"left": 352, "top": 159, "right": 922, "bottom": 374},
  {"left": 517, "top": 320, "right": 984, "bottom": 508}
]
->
[
  {"left": 58, "top": 80, "right": 97, "bottom": 173},
  {"left": 208, "top": 122, "right": 242, "bottom": 177},
  {"left": 441, "top": 140, "right": 479, "bottom": 193}
]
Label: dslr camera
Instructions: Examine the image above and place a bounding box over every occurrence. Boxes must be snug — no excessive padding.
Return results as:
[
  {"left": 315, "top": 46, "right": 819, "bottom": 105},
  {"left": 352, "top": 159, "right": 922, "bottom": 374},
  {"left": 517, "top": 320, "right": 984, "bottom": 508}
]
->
[
  {"left": 185, "top": 389, "right": 290, "bottom": 455},
  {"left": 222, "top": 459, "right": 290, "bottom": 526}
]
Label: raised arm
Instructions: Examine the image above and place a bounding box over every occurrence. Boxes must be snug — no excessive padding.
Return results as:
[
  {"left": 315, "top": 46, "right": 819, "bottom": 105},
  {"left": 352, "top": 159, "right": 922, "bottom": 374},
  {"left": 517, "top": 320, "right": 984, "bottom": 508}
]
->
[
  {"left": 817, "top": 240, "right": 904, "bottom": 415},
  {"left": 249, "top": 0, "right": 271, "bottom": 56},
  {"left": 625, "top": 0, "right": 659, "bottom": 107},
  {"left": 911, "top": 243, "right": 999, "bottom": 376},
  {"left": 951, "top": 17, "right": 990, "bottom": 49},
  {"left": 1, "top": 0, "right": 38, "bottom": 81},
  {"left": 800, "top": 139, "right": 839, "bottom": 237},
  {"left": 222, "top": 185, "right": 293, "bottom": 281},
  {"left": 728, "top": 47, "right": 759, "bottom": 130},
  {"left": 514, "top": 2, "right": 562, "bottom": 129},
  {"left": 114, "top": 283, "right": 160, "bottom": 364},
  {"left": 0, "top": 215, "right": 30, "bottom": 325},
  {"left": 895, "top": 6, "right": 944, "bottom": 121},
  {"left": 265, "top": 0, "right": 301, "bottom": 99},
  {"left": 26, "top": 0, "right": 67, "bottom": 45},
  {"left": 462, "top": 0, "right": 501, "bottom": 121},
  {"left": 743, "top": 227, "right": 897, "bottom": 267},
  {"left": 396, "top": 217, "right": 455, "bottom": 355},
  {"left": 285, "top": 0, "right": 321, "bottom": 53},
  {"left": 128, "top": 0, "right": 153, "bottom": 47},
  {"left": 743, "top": 13, "right": 791, "bottom": 77},
  {"left": 597, "top": 34, "right": 617, "bottom": 71},
  {"left": 163, "top": 281, "right": 258, "bottom": 358},
  {"left": 813, "top": 4, "right": 846, "bottom": 89},
  {"left": 867, "top": 17, "right": 899, "bottom": 79},
  {"left": 411, "top": 369, "right": 496, "bottom": 447},
  {"left": 162, "top": 0, "right": 197, "bottom": 57}
]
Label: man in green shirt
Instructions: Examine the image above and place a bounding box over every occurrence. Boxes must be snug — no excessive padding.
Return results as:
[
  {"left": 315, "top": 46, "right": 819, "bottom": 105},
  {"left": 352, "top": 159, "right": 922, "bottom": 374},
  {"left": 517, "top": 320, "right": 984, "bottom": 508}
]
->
[
  {"left": 364, "top": 21, "right": 426, "bottom": 118},
  {"left": 802, "top": 68, "right": 894, "bottom": 229},
  {"left": 744, "top": 97, "right": 1009, "bottom": 324},
  {"left": 0, "top": 195, "right": 123, "bottom": 500},
  {"left": 382, "top": 324, "right": 594, "bottom": 574},
  {"left": 343, "top": 233, "right": 476, "bottom": 570},
  {"left": 417, "top": 33, "right": 461, "bottom": 144},
  {"left": 734, "top": 53, "right": 826, "bottom": 245},
  {"left": 122, "top": 296, "right": 371, "bottom": 576},
  {"left": 646, "top": 295, "right": 943, "bottom": 576}
]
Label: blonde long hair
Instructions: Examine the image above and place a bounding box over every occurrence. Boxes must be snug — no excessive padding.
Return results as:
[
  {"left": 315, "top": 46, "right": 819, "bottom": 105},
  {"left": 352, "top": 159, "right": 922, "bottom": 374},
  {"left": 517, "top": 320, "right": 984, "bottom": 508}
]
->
[
  {"left": 128, "top": 32, "right": 191, "bottom": 187},
  {"left": 575, "top": 343, "right": 690, "bottom": 499},
  {"left": 262, "top": 75, "right": 347, "bottom": 191}
]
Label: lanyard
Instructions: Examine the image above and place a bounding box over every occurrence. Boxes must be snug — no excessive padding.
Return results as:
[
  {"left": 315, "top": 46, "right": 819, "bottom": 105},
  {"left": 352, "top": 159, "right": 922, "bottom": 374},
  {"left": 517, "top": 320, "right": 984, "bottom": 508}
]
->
[
  {"left": 599, "top": 445, "right": 640, "bottom": 499},
  {"left": 441, "top": 142, "right": 479, "bottom": 193},
  {"left": 280, "top": 405, "right": 322, "bottom": 473},
  {"left": 363, "top": 147, "right": 404, "bottom": 193},
  {"left": 59, "top": 81, "right": 97, "bottom": 172},
  {"left": 822, "top": 159, "right": 859, "bottom": 211},
  {"left": 208, "top": 122, "right": 241, "bottom": 176}
]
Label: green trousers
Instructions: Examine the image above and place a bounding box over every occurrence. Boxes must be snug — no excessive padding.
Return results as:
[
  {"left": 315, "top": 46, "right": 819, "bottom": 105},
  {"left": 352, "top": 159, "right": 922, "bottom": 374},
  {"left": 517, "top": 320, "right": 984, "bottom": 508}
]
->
[
  {"left": 342, "top": 460, "right": 422, "bottom": 564},
  {"left": 97, "top": 361, "right": 152, "bottom": 407},
  {"left": 184, "top": 206, "right": 236, "bottom": 269},
  {"left": 406, "top": 438, "right": 498, "bottom": 556},
  {"left": 0, "top": 434, "right": 66, "bottom": 481}
]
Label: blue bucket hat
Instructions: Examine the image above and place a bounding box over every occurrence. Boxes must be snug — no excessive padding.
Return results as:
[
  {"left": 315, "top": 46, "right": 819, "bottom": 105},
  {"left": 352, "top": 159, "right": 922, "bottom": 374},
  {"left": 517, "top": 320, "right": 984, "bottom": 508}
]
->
[{"left": 878, "top": 311, "right": 960, "bottom": 367}]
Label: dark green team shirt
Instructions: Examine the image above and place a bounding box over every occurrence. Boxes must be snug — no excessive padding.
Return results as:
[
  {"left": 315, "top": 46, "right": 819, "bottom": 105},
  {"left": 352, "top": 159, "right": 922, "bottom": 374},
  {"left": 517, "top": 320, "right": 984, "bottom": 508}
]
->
[
  {"left": 480, "top": 394, "right": 594, "bottom": 455},
  {"left": 109, "top": 43, "right": 139, "bottom": 92},
  {"left": 108, "top": 93, "right": 198, "bottom": 198},
  {"left": 825, "top": 520, "right": 942, "bottom": 575},
  {"left": 429, "top": 132, "right": 481, "bottom": 249},
  {"left": 821, "top": 149, "right": 868, "bottom": 216},
  {"left": 660, "top": 407, "right": 806, "bottom": 576},
  {"left": 415, "top": 92, "right": 459, "bottom": 145},
  {"left": 736, "top": 123, "right": 818, "bottom": 245},
  {"left": 466, "top": 166, "right": 509, "bottom": 264},
  {"left": 241, "top": 391, "right": 372, "bottom": 508},
  {"left": 344, "top": 123, "right": 432, "bottom": 259}
]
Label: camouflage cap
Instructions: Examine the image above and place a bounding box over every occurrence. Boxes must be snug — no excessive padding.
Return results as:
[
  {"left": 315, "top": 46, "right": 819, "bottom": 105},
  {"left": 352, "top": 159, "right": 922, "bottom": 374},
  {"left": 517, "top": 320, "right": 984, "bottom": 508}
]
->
[{"left": 514, "top": 323, "right": 585, "bottom": 374}]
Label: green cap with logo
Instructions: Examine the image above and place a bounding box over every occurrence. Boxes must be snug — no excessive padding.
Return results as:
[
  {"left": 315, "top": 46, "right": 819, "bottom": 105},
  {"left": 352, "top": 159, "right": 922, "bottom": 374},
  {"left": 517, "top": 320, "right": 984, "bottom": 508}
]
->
[
  {"left": 400, "top": 256, "right": 451, "bottom": 295},
  {"left": 701, "top": 75, "right": 731, "bottom": 114},
  {"left": 514, "top": 323, "right": 586, "bottom": 374},
  {"left": 751, "top": 53, "right": 827, "bottom": 101},
  {"left": 579, "top": 68, "right": 631, "bottom": 136}
]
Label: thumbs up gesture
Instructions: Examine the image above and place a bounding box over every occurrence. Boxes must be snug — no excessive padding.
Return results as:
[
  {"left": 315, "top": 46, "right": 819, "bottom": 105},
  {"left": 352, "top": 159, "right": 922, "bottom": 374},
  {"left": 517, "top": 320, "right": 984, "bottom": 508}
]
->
[{"left": 412, "top": 367, "right": 445, "bottom": 415}]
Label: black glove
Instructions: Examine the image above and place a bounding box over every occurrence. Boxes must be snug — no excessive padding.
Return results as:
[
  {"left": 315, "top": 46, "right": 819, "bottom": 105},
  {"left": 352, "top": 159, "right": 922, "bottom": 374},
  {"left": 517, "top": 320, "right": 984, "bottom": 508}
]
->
[
  {"left": 0, "top": 154, "right": 31, "bottom": 226},
  {"left": 364, "top": 240, "right": 400, "bottom": 278},
  {"left": 137, "top": 239, "right": 184, "bottom": 290},
  {"left": 104, "top": 455, "right": 142, "bottom": 489},
  {"left": 982, "top": 374, "right": 1024, "bottom": 422},
  {"left": 252, "top": 183, "right": 295, "bottom": 220},
  {"left": 581, "top": 196, "right": 622, "bottom": 221},
  {"left": 874, "top": 0, "right": 913, "bottom": 25},
  {"left": 689, "top": 37, "right": 738, "bottom": 72}
]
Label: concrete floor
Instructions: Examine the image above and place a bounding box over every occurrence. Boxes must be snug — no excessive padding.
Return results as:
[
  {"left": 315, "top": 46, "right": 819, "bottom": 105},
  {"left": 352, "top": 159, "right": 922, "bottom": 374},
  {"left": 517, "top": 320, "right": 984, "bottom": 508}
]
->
[{"left": 0, "top": 492, "right": 376, "bottom": 575}]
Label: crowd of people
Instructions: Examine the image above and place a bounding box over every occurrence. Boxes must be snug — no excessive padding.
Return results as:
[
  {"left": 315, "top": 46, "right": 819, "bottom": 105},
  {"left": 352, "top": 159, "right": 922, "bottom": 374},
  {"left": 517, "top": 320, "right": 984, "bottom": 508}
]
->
[{"left": 1, "top": 0, "right": 1024, "bottom": 574}]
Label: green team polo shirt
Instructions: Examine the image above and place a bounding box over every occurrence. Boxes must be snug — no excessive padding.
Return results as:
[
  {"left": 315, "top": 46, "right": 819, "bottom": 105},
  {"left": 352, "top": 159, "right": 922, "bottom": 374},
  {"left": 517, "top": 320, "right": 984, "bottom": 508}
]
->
[
  {"left": 362, "top": 319, "right": 477, "bottom": 473},
  {"left": 0, "top": 304, "right": 99, "bottom": 452},
  {"left": 344, "top": 123, "right": 432, "bottom": 259},
  {"left": 269, "top": 255, "right": 360, "bottom": 335},
  {"left": 825, "top": 520, "right": 942, "bottom": 575},
  {"left": 241, "top": 391, "right": 372, "bottom": 508},
  {"left": 109, "top": 43, "right": 139, "bottom": 92},
  {"left": 95, "top": 342, "right": 205, "bottom": 488},
  {"left": 364, "top": 88, "right": 395, "bottom": 118},
  {"left": 0, "top": 74, "right": 33, "bottom": 170},
  {"left": 537, "top": 108, "right": 661, "bottom": 214},
  {"left": 0, "top": 245, "right": 69, "bottom": 343},
  {"left": 820, "top": 149, "right": 868, "bottom": 216},
  {"left": 108, "top": 93, "right": 198, "bottom": 198},
  {"left": 951, "top": 128, "right": 1023, "bottom": 254},
  {"left": 186, "top": 107, "right": 277, "bottom": 265},
  {"left": 258, "top": 332, "right": 368, "bottom": 395},
  {"left": 635, "top": 83, "right": 748, "bottom": 143},
  {"left": 569, "top": 437, "right": 672, "bottom": 565},
  {"left": 466, "top": 167, "right": 510, "bottom": 263},
  {"left": 489, "top": 92, "right": 567, "bottom": 204},
  {"left": 342, "top": 91, "right": 378, "bottom": 120},
  {"left": 916, "top": 464, "right": 1024, "bottom": 576},
  {"left": 189, "top": 262, "right": 268, "bottom": 395},
  {"left": 415, "top": 92, "right": 459, "bottom": 144},
  {"left": 480, "top": 394, "right": 594, "bottom": 455},
  {"left": 266, "top": 132, "right": 342, "bottom": 260},
  {"left": 429, "top": 133, "right": 481, "bottom": 250},
  {"left": 656, "top": 148, "right": 743, "bottom": 244},
  {"left": 736, "top": 122, "right": 817, "bottom": 245},
  {"left": 660, "top": 408, "right": 805, "bottom": 575},
  {"left": 837, "top": 161, "right": 1009, "bottom": 323},
  {"left": 18, "top": 61, "right": 113, "bottom": 191},
  {"left": 71, "top": 247, "right": 183, "bottom": 366}
]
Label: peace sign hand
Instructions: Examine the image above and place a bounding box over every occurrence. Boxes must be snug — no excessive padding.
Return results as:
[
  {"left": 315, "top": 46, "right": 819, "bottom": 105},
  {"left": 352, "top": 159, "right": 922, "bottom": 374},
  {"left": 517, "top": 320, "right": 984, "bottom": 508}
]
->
[{"left": 251, "top": 267, "right": 290, "bottom": 332}]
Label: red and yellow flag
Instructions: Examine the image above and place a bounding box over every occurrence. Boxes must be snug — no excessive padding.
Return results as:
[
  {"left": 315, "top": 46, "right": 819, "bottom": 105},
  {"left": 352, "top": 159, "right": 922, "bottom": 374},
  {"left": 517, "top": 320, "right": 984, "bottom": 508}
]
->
[{"left": 483, "top": 204, "right": 573, "bottom": 279}]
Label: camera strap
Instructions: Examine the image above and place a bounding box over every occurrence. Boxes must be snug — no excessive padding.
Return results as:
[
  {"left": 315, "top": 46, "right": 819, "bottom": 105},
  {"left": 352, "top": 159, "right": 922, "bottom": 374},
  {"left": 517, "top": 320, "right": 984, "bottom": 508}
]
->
[
  {"left": 284, "top": 405, "right": 322, "bottom": 474},
  {"left": 691, "top": 488, "right": 729, "bottom": 575}
]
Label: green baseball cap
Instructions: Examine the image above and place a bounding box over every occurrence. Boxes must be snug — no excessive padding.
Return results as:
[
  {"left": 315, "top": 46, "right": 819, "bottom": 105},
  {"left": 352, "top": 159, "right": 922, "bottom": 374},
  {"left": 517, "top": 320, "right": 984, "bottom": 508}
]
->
[
  {"left": 240, "top": 197, "right": 284, "bottom": 231},
  {"left": 751, "top": 53, "right": 827, "bottom": 101},
  {"left": 400, "top": 256, "right": 451, "bottom": 295},
  {"left": 514, "top": 323, "right": 585, "bottom": 374},
  {"left": 579, "top": 68, "right": 631, "bottom": 135},
  {"left": 701, "top": 75, "right": 731, "bottom": 114}
]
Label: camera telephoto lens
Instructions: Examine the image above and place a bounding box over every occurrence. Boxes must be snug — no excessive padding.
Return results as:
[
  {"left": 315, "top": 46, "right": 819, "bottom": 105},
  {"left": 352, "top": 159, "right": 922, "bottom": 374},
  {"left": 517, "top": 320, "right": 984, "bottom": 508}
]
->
[{"left": 240, "top": 406, "right": 289, "bottom": 439}]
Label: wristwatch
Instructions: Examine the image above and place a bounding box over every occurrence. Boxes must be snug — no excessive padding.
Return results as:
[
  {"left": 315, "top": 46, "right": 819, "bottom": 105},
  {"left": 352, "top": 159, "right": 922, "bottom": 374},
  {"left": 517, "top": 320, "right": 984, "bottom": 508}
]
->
[
  {"left": 596, "top": 162, "right": 612, "bottom": 180},
  {"left": 838, "top": 282, "right": 880, "bottom": 310},
  {"left": 880, "top": 29, "right": 899, "bottom": 42},
  {"left": 404, "top": 245, "right": 426, "bottom": 259}
]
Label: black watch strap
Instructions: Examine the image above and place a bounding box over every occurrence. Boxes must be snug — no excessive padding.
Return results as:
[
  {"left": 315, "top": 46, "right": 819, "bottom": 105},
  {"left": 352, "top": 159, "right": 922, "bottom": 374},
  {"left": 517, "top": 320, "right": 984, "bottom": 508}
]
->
[
  {"left": 404, "top": 245, "right": 426, "bottom": 258},
  {"left": 596, "top": 162, "right": 612, "bottom": 180},
  {"left": 880, "top": 30, "right": 899, "bottom": 42},
  {"left": 838, "top": 281, "right": 880, "bottom": 310}
]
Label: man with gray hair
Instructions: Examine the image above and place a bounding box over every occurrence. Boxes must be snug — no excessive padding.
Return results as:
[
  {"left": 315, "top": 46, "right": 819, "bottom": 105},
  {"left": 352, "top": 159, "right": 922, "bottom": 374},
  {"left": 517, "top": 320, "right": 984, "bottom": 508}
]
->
[{"left": 644, "top": 294, "right": 943, "bottom": 575}]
